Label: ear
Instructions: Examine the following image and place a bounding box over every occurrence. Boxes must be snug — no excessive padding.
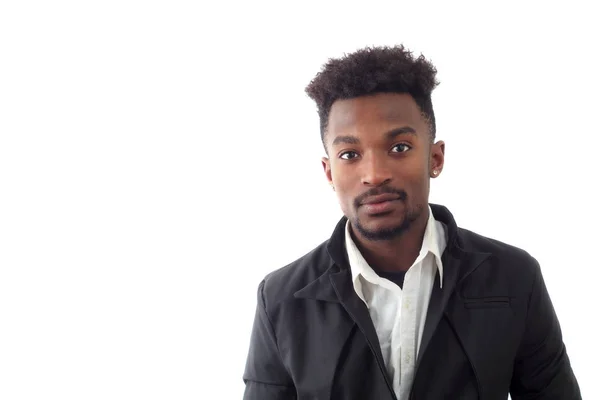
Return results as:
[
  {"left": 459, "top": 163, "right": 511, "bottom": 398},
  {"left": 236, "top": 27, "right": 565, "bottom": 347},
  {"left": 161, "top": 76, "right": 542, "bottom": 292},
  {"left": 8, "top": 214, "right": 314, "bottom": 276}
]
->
[
  {"left": 430, "top": 140, "right": 445, "bottom": 177},
  {"left": 322, "top": 156, "right": 333, "bottom": 185}
]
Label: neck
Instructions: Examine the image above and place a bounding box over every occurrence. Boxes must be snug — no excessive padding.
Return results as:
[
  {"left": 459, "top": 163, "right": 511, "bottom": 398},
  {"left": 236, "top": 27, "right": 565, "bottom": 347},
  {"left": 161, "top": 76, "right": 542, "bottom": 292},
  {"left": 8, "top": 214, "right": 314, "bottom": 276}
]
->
[{"left": 350, "top": 209, "right": 430, "bottom": 272}]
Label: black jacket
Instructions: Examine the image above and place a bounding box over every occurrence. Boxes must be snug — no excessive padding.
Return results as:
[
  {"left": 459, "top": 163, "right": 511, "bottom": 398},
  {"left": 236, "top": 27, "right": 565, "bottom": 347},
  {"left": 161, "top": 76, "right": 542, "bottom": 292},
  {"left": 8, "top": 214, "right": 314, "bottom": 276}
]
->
[{"left": 243, "top": 204, "right": 581, "bottom": 399}]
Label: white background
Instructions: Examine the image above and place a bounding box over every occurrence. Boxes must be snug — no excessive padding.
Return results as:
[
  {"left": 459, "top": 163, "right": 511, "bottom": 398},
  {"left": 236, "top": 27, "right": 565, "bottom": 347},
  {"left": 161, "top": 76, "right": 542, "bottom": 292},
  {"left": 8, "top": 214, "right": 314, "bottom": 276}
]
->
[{"left": 1, "top": 1, "right": 597, "bottom": 399}]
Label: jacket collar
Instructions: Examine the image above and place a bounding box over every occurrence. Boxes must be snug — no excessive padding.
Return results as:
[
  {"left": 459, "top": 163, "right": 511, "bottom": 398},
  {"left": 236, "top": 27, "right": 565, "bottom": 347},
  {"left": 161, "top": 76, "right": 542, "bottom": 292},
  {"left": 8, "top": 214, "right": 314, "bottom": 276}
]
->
[
  {"left": 292, "top": 214, "right": 347, "bottom": 303},
  {"left": 294, "top": 203, "right": 491, "bottom": 302},
  {"left": 345, "top": 205, "right": 445, "bottom": 307},
  {"left": 293, "top": 204, "right": 492, "bottom": 395}
]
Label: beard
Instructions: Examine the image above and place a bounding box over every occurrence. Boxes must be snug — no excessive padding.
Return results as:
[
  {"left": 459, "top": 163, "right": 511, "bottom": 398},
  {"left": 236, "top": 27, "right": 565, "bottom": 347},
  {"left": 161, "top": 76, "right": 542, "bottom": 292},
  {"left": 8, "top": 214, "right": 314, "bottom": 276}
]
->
[
  {"left": 353, "top": 201, "right": 424, "bottom": 241},
  {"left": 351, "top": 186, "right": 424, "bottom": 241}
]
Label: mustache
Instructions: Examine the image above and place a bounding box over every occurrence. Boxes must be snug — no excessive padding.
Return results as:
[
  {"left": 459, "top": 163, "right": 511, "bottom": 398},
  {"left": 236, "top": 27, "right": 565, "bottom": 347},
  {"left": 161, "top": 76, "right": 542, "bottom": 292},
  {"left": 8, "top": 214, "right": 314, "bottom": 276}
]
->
[{"left": 354, "top": 186, "right": 408, "bottom": 208}]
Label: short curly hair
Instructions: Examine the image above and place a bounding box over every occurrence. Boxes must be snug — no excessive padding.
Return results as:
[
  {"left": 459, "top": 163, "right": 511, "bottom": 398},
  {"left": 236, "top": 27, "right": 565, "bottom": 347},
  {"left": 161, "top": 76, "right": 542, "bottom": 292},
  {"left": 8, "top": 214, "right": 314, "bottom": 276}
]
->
[{"left": 305, "top": 45, "right": 440, "bottom": 145}]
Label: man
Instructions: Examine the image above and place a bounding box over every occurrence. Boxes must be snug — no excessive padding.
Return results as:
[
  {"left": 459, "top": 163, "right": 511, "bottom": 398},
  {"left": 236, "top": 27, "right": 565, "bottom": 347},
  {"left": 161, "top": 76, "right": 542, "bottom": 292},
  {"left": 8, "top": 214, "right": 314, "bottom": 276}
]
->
[{"left": 242, "top": 45, "right": 581, "bottom": 399}]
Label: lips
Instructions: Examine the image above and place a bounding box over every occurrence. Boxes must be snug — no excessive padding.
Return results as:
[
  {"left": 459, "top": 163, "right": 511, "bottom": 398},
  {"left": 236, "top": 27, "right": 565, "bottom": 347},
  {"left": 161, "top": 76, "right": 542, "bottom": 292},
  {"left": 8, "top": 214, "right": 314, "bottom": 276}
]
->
[
  {"left": 361, "top": 193, "right": 401, "bottom": 205},
  {"left": 359, "top": 193, "right": 401, "bottom": 215}
]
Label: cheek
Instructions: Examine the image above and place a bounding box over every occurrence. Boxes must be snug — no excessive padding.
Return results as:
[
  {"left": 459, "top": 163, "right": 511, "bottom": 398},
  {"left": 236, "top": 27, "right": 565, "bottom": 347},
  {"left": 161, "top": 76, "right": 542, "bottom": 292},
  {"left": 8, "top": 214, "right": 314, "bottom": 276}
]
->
[
  {"left": 331, "top": 167, "right": 349, "bottom": 188},
  {"left": 407, "top": 176, "right": 430, "bottom": 200},
  {"left": 331, "top": 172, "right": 356, "bottom": 206}
]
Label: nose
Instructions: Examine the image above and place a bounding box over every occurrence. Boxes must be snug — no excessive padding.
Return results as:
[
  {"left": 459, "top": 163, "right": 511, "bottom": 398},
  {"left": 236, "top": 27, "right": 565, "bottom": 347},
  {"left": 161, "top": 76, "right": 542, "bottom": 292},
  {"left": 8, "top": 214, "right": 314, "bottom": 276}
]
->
[{"left": 361, "top": 153, "right": 392, "bottom": 187}]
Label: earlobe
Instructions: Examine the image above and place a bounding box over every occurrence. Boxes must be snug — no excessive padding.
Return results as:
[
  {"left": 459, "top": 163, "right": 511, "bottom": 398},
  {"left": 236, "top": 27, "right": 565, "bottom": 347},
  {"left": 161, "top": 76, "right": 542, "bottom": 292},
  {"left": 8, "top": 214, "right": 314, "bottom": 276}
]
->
[{"left": 430, "top": 140, "right": 445, "bottom": 177}]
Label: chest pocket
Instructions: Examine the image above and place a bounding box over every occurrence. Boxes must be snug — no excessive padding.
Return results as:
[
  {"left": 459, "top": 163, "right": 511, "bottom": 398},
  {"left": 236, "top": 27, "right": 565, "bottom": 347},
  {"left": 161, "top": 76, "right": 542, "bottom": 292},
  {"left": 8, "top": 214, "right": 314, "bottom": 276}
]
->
[{"left": 463, "top": 296, "right": 511, "bottom": 309}]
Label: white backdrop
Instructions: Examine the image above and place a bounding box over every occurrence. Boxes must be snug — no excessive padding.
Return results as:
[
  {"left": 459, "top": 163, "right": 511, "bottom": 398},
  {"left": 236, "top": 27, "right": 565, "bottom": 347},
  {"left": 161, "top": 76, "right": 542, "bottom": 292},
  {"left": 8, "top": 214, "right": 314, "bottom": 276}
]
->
[{"left": 1, "top": 1, "right": 597, "bottom": 399}]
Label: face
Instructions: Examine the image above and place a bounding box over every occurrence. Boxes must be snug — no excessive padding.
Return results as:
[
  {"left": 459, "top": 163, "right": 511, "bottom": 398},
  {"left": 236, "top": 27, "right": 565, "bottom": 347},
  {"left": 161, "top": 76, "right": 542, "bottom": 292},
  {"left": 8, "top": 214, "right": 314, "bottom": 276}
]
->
[{"left": 322, "top": 93, "right": 445, "bottom": 241}]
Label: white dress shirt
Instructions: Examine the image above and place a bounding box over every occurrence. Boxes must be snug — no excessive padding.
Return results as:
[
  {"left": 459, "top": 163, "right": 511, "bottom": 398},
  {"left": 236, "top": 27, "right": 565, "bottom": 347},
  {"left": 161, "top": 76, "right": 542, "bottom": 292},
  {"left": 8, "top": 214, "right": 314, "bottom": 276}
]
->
[{"left": 345, "top": 206, "right": 447, "bottom": 400}]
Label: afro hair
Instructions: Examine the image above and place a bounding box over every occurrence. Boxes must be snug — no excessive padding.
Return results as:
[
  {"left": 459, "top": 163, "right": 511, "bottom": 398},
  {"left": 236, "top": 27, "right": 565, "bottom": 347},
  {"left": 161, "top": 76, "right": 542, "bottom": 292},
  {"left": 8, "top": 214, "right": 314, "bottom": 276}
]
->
[{"left": 305, "top": 45, "right": 440, "bottom": 145}]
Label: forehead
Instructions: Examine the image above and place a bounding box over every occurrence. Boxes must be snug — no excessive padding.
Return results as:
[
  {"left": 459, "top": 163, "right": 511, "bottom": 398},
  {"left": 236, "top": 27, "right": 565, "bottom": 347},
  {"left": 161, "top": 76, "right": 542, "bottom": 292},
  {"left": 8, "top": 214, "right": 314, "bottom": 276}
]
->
[{"left": 327, "top": 93, "right": 425, "bottom": 136}]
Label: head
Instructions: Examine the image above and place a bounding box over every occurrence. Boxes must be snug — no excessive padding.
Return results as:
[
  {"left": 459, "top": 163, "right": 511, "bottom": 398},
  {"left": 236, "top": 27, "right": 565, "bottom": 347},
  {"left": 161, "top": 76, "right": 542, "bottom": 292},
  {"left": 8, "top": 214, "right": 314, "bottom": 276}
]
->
[{"left": 305, "top": 45, "right": 445, "bottom": 241}]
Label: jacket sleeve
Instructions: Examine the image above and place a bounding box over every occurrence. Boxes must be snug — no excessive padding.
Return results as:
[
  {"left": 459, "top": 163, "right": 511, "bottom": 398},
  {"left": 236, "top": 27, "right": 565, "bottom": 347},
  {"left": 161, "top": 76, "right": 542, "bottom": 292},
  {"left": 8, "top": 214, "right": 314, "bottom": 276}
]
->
[
  {"left": 509, "top": 258, "right": 581, "bottom": 399},
  {"left": 243, "top": 279, "right": 296, "bottom": 400}
]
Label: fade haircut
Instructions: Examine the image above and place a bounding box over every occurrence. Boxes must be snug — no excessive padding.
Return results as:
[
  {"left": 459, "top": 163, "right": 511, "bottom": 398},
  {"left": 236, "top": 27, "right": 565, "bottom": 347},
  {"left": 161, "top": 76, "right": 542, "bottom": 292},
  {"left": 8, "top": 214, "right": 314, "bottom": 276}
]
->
[{"left": 305, "top": 45, "right": 440, "bottom": 148}]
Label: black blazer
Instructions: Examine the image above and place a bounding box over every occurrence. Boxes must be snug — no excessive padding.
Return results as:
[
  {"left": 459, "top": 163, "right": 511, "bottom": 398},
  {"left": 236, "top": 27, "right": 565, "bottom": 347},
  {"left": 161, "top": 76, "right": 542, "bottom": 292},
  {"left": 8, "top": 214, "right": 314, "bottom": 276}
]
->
[{"left": 243, "top": 204, "right": 581, "bottom": 399}]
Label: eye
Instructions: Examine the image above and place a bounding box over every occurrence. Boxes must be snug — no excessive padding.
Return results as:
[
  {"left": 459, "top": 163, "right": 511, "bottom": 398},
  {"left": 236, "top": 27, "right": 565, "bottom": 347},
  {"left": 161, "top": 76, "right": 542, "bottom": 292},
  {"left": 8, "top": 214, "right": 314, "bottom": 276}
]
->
[
  {"left": 391, "top": 143, "right": 411, "bottom": 153},
  {"left": 339, "top": 151, "right": 359, "bottom": 160}
]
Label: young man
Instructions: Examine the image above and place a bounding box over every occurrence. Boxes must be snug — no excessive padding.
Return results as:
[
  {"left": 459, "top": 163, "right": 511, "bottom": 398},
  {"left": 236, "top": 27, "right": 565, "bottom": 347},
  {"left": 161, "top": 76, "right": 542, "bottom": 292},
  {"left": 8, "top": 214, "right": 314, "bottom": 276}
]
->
[{"left": 242, "top": 45, "right": 581, "bottom": 399}]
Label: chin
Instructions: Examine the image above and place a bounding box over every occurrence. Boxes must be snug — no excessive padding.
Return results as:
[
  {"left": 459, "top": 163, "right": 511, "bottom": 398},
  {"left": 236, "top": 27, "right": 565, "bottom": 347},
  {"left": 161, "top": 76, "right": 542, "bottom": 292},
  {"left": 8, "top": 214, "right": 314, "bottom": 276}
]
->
[{"left": 354, "top": 213, "right": 410, "bottom": 241}]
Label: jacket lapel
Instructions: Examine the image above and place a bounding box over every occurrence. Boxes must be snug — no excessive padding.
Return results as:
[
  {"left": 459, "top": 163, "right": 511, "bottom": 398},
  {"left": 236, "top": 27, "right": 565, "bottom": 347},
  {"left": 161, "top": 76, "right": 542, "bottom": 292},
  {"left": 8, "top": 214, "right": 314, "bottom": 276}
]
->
[
  {"left": 329, "top": 269, "right": 391, "bottom": 383},
  {"left": 295, "top": 216, "right": 397, "bottom": 398},
  {"left": 295, "top": 265, "right": 396, "bottom": 399},
  {"left": 416, "top": 248, "right": 489, "bottom": 366},
  {"left": 324, "top": 216, "right": 388, "bottom": 374},
  {"left": 294, "top": 205, "right": 491, "bottom": 398},
  {"left": 416, "top": 204, "right": 491, "bottom": 367}
]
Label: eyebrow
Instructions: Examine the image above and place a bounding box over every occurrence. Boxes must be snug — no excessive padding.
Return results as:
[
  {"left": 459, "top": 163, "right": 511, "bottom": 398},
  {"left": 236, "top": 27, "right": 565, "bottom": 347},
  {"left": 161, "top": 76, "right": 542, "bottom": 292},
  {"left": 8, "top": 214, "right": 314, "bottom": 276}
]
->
[{"left": 331, "top": 126, "right": 417, "bottom": 147}]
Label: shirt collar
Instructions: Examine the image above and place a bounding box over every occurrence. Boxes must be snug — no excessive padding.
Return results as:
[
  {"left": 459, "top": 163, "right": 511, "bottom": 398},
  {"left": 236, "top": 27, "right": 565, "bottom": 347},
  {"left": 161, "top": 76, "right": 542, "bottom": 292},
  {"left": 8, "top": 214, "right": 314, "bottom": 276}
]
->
[{"left": 345, "top": 205, "right": 445, "bottom": 291}]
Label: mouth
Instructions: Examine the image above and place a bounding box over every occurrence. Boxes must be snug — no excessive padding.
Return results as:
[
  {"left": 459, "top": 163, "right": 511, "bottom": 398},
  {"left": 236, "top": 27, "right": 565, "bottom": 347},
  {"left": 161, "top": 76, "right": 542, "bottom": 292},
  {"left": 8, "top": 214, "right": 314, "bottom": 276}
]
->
[
  {"left": 359, "top": 194, "right": 401, "bottom": 215},
  {"left": 361, "top": 193, "right": 401, "bottom": 205}
]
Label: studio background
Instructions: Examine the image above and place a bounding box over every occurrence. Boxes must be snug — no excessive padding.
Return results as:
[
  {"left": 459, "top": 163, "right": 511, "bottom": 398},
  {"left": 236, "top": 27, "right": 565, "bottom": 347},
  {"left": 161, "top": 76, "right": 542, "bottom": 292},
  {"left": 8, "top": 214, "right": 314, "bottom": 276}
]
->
[{"left": 0, "top": 1, "right": 597, "bottom": 399}]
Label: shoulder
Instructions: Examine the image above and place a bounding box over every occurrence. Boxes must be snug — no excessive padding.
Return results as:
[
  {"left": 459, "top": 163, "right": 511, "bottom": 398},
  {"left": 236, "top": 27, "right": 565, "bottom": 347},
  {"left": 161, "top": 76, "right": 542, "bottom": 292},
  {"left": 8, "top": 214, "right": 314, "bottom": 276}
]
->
[
  {"left": 257, "top": 239, "right": 333, "bottom": 310},
  {"left": 456, "top": 227, "right": 542, "bottom": 285}
]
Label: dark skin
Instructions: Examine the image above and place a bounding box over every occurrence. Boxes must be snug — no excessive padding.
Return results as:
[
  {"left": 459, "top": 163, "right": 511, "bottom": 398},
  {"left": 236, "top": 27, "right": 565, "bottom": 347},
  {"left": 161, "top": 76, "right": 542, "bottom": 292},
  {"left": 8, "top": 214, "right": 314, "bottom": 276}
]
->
[{"left": 322, "top": 93, "right": 445, "bottom": 272}]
